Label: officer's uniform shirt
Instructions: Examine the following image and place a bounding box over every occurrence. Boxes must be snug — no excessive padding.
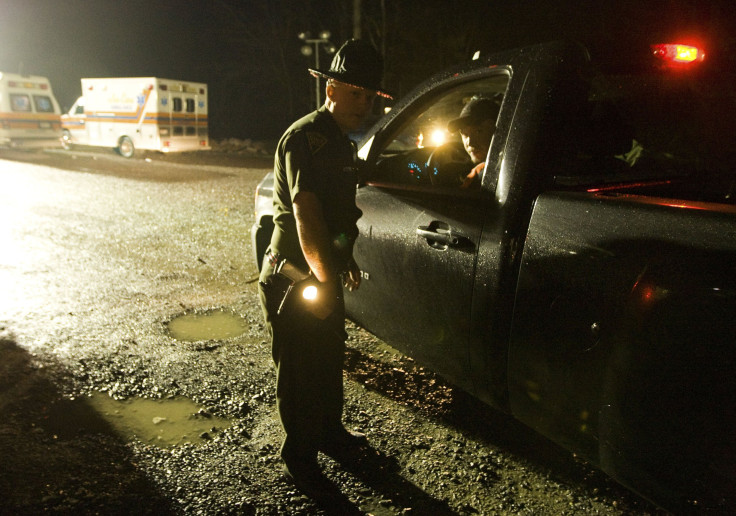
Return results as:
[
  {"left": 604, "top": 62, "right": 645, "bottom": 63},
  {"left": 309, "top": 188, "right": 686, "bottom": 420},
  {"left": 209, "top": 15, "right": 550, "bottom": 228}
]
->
[{"left": 262, "top": 106, "right": 362, "bottom": 281}]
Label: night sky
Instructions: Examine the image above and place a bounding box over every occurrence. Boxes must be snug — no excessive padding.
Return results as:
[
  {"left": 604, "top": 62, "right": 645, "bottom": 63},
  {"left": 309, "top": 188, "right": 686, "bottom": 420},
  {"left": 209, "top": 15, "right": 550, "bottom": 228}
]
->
[
  {"left": 2, "top": 0, "right": 734, "bottom": 139},
  {"left": 0, "top": 1, "right": 216, "bottom": 111}
]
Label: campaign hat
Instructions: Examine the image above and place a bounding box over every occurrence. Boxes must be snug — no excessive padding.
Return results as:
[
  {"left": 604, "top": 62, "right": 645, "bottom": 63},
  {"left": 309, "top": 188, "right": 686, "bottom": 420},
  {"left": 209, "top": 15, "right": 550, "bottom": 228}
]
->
[{"left": 309, "top": 39, "right": 393, "bottom": 99}]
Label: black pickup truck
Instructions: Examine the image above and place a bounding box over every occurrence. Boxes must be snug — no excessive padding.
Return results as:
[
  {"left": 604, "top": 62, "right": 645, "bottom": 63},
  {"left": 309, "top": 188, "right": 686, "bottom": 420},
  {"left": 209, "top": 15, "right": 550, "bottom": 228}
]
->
[{"left": 252, "top": 40, "right": 736, "bottom": 512}]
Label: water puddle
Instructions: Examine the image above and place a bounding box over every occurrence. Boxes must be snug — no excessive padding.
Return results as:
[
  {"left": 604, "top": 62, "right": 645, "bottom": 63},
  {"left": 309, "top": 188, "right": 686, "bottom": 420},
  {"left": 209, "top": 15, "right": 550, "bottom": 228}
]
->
[
  {"left": 85, "top": 392, "right": 232, "bottom": 447},
  {"left": 167, "top": 309, "right": 247, "bottom": 342}
]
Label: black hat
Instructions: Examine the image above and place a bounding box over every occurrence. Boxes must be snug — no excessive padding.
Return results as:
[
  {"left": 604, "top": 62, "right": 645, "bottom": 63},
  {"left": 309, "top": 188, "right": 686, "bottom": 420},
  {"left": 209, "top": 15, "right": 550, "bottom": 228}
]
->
[
  {"left": 309, "top": 39, "right": 393, "bottom": 99},
  {"left": 447, "top": 96, "right": 500, "bottom": 132}
]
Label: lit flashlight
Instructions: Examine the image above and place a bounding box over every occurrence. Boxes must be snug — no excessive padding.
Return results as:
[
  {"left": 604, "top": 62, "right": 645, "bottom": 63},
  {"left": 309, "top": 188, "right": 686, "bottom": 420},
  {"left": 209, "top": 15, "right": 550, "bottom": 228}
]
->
[{"left": 302, "top": 284, "right": 318, "bottom": 301}]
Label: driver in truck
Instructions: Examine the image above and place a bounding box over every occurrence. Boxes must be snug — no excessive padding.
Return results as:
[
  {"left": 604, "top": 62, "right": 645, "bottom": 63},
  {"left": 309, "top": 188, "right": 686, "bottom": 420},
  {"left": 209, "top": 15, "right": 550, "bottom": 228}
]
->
[{"left": 447, "top": 95, "right": 499, "bottom": 187}]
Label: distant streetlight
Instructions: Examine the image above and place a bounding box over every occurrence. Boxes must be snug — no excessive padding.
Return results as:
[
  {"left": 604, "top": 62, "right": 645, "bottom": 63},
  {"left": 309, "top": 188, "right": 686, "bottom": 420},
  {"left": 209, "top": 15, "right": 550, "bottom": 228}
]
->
[{"left": 299, "top": 31, "right": 337, "bottom": 109}]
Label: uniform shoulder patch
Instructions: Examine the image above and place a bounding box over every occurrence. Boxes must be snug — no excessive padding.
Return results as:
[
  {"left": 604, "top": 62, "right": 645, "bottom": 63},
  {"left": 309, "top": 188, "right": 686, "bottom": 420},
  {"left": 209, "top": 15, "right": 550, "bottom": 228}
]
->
[{"left": 306, "top": 131, "right": 328, "bottom": 155}]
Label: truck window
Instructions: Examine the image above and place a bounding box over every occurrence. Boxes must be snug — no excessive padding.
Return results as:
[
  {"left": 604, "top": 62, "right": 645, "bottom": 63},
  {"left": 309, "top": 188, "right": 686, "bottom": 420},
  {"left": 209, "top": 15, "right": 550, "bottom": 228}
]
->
[
  {"left": 172, "top": 97, "right": 183, "bottom": 112},
  {"left": 186, "top": 98, "right": 195, "bottom": 113},
  {"left": 370, "top": 74, "right": 508, "bottom": 188},
  {"left": 552, "top": 70, "right": 736, "bottom": 189},
  {"left": 10, "top": 94, "right": 31, "bottom": 112},
  {"left": 33, "top": 95, "right": 55, "bottom": 113}
]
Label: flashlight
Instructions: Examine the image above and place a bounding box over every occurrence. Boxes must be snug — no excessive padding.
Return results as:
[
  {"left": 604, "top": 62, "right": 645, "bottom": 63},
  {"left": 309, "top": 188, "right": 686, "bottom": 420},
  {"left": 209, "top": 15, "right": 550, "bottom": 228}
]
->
[{"left": 302, "top": 284, "right": 318, "bottom": 301}]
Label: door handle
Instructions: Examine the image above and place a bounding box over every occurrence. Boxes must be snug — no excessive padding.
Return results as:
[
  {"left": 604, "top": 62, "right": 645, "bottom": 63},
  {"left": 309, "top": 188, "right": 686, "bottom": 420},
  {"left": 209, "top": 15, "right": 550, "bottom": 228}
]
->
[
  {"left": 416, "top": 226, "right": 460, "bottom": 246},
  {"left": 416, "top": 222, "right": 472, "bottom": 249}
]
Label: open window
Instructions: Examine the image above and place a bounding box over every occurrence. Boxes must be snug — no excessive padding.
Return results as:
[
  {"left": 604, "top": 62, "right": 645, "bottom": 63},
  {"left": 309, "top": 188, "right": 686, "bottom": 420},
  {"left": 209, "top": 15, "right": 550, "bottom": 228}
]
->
[{"left": 364, "top": 73, "right": 509, "bottom": 189}]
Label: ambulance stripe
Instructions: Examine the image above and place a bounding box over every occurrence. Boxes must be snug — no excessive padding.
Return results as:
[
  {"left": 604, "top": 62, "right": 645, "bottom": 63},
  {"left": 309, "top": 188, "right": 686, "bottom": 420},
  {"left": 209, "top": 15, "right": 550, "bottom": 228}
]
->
[
  {"left": 0, "top": 112, "right": 61, "bottom": 121},
  {"left": 83, "top": 112, "right": 208, "bottom": 124}
]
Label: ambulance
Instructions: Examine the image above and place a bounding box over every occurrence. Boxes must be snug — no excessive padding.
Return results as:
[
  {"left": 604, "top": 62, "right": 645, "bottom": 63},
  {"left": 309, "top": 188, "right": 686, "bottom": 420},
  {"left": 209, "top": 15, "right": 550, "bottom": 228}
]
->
[
  {"left": 61, "top": 77, "right": 210, "bottom": 157},
  {"left": 0, "top": 72, "right": 62, "bottom": 148}
]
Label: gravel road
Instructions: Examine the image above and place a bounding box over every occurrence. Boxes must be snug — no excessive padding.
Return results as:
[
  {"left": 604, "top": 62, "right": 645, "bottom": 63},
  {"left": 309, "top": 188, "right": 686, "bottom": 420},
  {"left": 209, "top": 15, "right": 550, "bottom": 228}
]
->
[{"left": 0, "top": 145, "right": 666, "bottom": 515}]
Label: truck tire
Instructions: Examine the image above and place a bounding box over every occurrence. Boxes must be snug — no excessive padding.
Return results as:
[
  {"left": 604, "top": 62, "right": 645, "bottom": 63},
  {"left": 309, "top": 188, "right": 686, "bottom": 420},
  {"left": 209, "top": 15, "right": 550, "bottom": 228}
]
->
[
  {"left": 61, "top": 130, "right": 73, "bottom": 150},
  {"left": 117, "top": 136, "right": 135, "bottom": 158}
]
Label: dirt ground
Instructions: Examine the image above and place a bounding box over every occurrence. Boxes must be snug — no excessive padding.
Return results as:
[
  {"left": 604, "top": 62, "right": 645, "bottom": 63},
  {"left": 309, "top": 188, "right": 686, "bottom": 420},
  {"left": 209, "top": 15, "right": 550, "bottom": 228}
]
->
[{"left": 0, "top": 144, "right": 668, "bottom": 515}]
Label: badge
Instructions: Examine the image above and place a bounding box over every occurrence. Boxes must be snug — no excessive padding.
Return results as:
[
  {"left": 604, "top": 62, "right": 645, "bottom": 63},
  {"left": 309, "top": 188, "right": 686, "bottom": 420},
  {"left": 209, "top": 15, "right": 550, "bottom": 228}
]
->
[{"left": 307, "top": 132, "right": 328, "bottom": 155}]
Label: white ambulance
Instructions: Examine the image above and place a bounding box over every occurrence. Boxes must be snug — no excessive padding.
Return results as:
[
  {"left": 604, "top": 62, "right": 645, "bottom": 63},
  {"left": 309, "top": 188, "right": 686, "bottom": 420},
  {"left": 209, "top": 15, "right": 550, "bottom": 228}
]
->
[
  {"left": 0, "top": 72, "right": 62, "bottom": 148},
  {"left": 62, "top": 77, "right": 210, "bottom": 157}
]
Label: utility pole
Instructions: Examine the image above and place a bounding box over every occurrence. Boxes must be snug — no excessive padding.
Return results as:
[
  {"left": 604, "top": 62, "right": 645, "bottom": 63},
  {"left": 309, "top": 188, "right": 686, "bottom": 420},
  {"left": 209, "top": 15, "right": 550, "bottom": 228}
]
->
[
  {"left": 353, "top": 0, "right": 361, "bottom": 39},
  {"left": 299, "top": 31, "right": 336, "bottom": 110}
]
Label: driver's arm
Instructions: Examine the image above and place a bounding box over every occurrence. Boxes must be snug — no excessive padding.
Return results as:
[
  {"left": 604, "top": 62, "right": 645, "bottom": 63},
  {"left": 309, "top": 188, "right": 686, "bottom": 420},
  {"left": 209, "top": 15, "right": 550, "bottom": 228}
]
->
[{"left": 460, "top": 162, "right": 485, "bottom": 188}]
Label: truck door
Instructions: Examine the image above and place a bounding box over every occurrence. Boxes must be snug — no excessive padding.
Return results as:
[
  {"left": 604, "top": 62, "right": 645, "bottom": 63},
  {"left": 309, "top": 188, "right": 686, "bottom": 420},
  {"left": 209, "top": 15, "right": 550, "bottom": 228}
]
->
[{"left": 345, "top": 73, "right": 509, "bottom": 393}]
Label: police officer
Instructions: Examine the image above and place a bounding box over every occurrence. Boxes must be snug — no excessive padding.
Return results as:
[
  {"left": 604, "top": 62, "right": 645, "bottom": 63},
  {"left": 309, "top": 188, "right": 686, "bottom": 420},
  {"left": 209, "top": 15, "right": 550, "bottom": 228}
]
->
[{"left": 258, "top": 39, "right": 392, "bottom": 489}]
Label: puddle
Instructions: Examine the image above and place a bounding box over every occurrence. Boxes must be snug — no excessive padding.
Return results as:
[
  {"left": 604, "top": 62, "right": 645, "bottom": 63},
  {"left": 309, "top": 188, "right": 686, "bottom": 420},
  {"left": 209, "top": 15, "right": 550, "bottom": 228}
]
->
[
  {"left": 167, "top": 309, "right": 247, "bottom": 342},
  {"left": 86, "top": 392, "right": 232, "bottom": 447}
]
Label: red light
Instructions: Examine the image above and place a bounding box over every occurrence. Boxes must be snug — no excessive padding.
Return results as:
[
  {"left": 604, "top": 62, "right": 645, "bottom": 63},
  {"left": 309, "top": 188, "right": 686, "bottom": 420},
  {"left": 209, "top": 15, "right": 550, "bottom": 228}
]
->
[
  {"left": 641, "top": 286, "right": 654, "bottom": 302},
  {"left": 587, "top": 179, "right": 672, "bottom": 193},
  {"left": 651, "top": 43, "right": 705, "bottom": 65}
]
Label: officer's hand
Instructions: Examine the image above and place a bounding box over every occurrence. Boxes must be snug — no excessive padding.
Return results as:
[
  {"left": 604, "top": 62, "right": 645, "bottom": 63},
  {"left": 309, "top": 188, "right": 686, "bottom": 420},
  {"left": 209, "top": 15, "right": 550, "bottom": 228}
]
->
[
  {"left": 343, "top": 258, "right": 361, "bottom": 292},
  {"left": 305, "top": 279, "right": 338, "bottom": 320}
]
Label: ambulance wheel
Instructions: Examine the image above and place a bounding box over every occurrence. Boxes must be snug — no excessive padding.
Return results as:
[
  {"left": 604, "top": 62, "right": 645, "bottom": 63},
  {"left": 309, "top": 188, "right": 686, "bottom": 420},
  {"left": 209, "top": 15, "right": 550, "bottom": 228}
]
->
[
  {"left": 61, "top": 130, "right": 73, "bottom": 150},
  {"left": 117, "top": 136, "right": 135, "bottom": 158}
]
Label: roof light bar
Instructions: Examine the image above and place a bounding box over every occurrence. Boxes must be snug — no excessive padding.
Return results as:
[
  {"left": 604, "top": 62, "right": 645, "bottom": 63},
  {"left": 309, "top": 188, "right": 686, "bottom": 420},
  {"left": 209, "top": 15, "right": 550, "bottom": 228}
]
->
[{"left": 651, "top": 43, "right": 705, "bottom": 64}]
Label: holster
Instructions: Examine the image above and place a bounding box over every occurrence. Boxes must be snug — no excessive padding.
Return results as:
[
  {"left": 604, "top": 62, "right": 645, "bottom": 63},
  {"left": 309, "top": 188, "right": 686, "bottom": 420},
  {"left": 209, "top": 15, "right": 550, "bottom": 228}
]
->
[{"left": 262, "top": 253, "right": 312, "bottom": 316}]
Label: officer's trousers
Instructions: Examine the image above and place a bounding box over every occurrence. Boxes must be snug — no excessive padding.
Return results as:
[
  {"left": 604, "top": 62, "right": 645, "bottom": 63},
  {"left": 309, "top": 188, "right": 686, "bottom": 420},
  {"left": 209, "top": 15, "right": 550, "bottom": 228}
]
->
[{"left": 259, "top": 274, "right": 347, "bottom": 462}]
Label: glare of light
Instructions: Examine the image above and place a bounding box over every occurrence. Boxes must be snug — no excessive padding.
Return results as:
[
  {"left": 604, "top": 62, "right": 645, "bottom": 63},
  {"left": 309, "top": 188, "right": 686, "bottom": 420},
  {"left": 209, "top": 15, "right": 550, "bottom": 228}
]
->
[
  {"left": 674, "top": 44, "right": 700, "bottom": 62},
  {"left": 430, "top": 128, "right": 446, "bottom": 147},
  {"left": 302, "top": 285, "right": 318, "bottom": 301},
  {"left": 651, "top": 43, "right": 705, "bottom": 64},
  {"left": 496, "top": 155, "right": 509, "bottom": 204},
  {"left": 358, "top": 135, "right": 373, "bottom": 159}
]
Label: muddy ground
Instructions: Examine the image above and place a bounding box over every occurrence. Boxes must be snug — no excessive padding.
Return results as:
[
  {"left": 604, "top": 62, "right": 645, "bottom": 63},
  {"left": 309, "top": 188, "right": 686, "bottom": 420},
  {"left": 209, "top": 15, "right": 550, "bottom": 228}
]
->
[{"left": 0, "top": 145, "right": 667, "bottom": 515}]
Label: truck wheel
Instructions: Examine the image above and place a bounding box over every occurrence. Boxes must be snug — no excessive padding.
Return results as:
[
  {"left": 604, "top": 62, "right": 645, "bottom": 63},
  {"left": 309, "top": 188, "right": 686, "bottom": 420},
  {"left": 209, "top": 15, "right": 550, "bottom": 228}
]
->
[
  {"left": 61, "top": 130, "right": 73, "bottom": 150},
  {"left": 117, "top": 136, "right": 135, "bottom": 158}
]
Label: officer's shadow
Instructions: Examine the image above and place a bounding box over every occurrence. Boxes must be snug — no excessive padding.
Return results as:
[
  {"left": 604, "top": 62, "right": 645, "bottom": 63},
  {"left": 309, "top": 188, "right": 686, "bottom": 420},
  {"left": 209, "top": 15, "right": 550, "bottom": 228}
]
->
[{"left": 319, "top": 443, "right": 457, "bottom": 515}]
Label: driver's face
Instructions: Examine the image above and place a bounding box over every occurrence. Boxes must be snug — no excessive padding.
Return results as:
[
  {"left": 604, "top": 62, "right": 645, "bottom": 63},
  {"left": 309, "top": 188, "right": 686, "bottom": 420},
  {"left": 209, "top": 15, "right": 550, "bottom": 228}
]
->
[{"left": 460, "top": 119, "right": 495, "bottom": 164}]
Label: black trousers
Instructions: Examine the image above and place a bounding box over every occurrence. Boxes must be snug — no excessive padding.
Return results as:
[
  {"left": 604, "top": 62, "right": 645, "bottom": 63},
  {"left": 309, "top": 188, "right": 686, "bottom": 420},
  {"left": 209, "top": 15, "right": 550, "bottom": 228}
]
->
[{"left": 259, "top": 272, "right": 347, "bottom": 462}]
